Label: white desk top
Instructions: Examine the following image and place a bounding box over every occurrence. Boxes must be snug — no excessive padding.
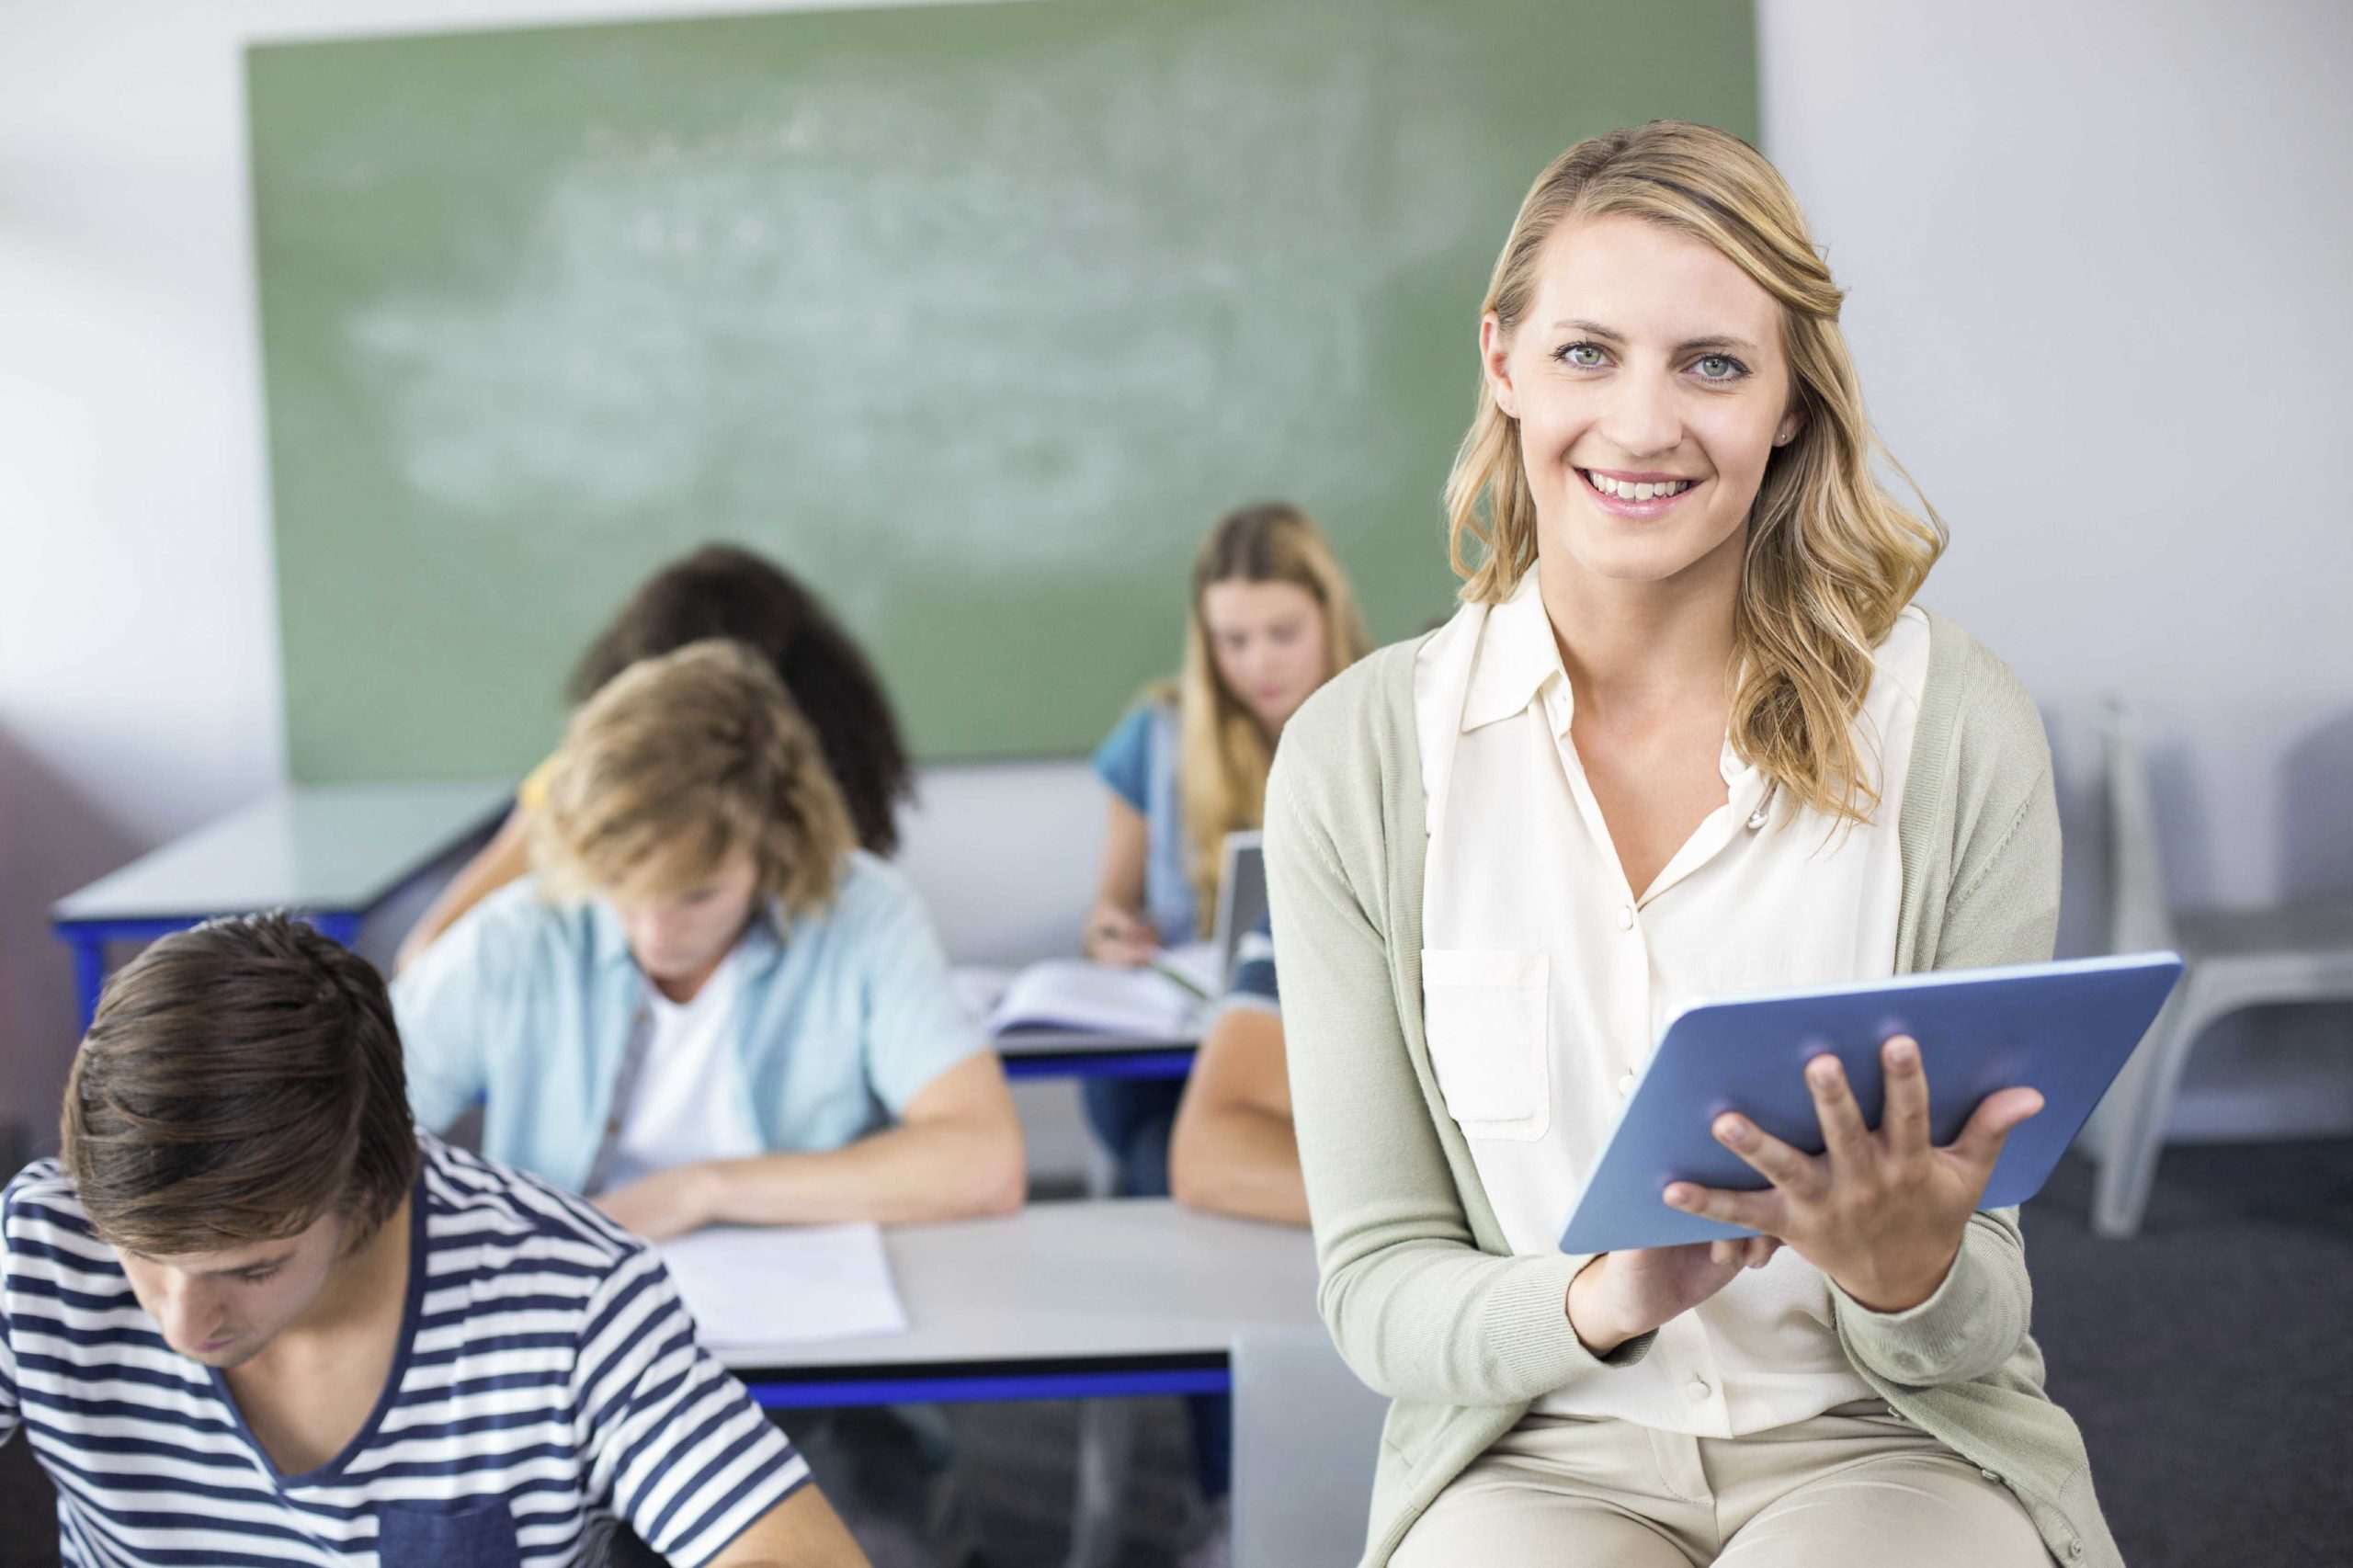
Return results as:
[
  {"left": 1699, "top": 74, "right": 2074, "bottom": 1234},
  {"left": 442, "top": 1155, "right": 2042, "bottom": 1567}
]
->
[
  {"left": 716, "top": 1198, "right": 1318, "bottom": 1373},
  {"left": 52, "top": 779, "right": 515, "bottom": 923},
  {"left": 994, "top": 1027, "right": 1199, "bottom": 1058}
]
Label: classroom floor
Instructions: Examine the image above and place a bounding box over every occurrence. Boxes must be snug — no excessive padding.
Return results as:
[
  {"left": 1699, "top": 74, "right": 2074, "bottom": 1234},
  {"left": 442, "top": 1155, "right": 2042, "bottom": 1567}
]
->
[{"left": 5, "top": 1142, "right": 2350, "bottom": 1567}]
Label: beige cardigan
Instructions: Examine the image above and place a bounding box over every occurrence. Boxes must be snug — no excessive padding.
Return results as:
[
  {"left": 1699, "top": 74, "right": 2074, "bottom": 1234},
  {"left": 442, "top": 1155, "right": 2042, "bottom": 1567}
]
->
[{"left": 1263, "top": 609, "right": 2115, "bottom": 1568}]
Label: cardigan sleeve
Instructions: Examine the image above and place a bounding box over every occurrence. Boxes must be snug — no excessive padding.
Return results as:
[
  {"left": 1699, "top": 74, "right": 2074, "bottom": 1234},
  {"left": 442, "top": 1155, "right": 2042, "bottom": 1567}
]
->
[
  {"left": 1835, "top": 631, "right": 2059, "bottom": 1387},
  {"left": 1266, "top": 661, "right": 1654, "bottom": 1407}
]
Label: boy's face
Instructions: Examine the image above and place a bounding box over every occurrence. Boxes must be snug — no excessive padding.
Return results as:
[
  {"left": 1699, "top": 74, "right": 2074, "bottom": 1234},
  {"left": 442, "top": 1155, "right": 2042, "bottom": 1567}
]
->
[
  {"left": 114, "top": 1210, "right": 350, "bottom": 1369},
  {"left": 608, "top": 849, "right": 765, "bottom": 993}
]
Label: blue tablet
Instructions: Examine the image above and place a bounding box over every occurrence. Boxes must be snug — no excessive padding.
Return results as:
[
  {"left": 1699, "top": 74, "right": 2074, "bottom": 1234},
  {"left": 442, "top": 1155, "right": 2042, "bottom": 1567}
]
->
[{"left": 1556, "top": 953, "right": 2183, "bottom": 1256}]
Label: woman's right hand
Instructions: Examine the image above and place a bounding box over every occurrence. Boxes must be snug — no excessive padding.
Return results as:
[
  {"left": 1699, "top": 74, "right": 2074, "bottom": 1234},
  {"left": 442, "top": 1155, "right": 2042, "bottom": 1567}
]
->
[
  {"left": 1565, "top": 1234, "right": 1781, "bottom": 1357},
  {"left": 1082, "top": 902, "right": 1161, "bottom": 967}
]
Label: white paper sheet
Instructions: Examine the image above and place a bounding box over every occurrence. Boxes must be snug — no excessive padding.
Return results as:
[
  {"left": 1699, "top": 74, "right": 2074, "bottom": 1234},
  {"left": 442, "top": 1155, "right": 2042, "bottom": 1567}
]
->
[{"left": 658, "top": 1221, "right": 910, "bottom": 1347}]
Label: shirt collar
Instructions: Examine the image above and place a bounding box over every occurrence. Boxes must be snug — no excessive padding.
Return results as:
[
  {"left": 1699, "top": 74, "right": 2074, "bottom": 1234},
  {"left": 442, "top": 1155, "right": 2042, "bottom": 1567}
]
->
[
  {"left": 1461, "top": 570, "right": 1759, "bottom": 792},
  {"left": 1461, "top": 571, "right": 1567, "bottom": 733}
]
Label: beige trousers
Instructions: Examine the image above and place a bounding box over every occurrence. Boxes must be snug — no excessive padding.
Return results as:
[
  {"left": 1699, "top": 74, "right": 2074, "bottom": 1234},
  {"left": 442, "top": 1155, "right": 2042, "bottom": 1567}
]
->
[{"left": 1391, "top": 1401, "right": 2050, "bottom": 1568}]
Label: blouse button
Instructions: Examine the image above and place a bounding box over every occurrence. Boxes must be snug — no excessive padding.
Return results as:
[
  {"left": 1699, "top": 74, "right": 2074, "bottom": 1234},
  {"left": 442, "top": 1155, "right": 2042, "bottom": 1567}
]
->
[
  {"left": 1617, "top": 1071, "right": 1636, "bottom": 1096},
  {"left": 1615, "top": 905, "right": 1635, "bottom": 931},
  {"left": 1687, "top": 1379, "right": 1711, "bottom": 1400}
]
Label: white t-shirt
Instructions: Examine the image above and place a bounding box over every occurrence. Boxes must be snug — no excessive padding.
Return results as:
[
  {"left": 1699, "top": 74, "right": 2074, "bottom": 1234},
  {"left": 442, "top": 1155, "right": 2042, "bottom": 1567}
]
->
[
  {"left": 600, "top": 949, "right": 767, "bottom": 1192},
  {"left": 1415, "top": 571, "right": 1932, "bottom": 1437}
]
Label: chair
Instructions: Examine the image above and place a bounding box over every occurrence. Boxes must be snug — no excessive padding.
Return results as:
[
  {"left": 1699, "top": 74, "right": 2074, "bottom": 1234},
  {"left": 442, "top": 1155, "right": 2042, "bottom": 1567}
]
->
[
  {"left": 2090, "top": 699, "right": 2353, "bottom": 1236},
  {"left": 1230, "top": 1326, "right": 1390, "bottom": 1568}
]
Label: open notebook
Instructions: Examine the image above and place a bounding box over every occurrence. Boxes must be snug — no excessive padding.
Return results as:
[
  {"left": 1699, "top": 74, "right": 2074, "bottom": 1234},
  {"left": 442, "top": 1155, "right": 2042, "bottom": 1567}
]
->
[{"left": 979, "top": 944, "right": 1217, "bottom": 1037}]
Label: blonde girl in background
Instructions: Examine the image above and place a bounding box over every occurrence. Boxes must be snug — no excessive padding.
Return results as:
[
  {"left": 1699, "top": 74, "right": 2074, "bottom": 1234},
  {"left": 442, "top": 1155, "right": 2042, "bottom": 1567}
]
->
[
  {"left": 1082, "top": 503, "right": 1369, "bottom": 1195},
  {"left": 1085, "top": 503, "right": 1370, "bottom": 971}
]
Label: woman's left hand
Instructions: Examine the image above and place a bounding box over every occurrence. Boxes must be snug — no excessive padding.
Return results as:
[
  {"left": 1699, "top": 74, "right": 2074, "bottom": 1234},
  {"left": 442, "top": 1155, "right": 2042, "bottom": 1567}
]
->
[
  {"left": 1662, "top": 1036, "right": 2043, "bottom": 1313},
  {"left": 595, "top": 1163, "right": 721, "bottom": 1243}
]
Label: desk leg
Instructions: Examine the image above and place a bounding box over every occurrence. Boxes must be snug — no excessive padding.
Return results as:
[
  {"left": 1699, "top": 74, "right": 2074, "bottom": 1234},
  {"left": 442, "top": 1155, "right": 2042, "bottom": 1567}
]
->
[
  {"left": 69, "top": 937, "right": 108, "bottom": 1035},
  {"left": 1066, "top": 1399, "right": 1134, "bottom": 1568}
]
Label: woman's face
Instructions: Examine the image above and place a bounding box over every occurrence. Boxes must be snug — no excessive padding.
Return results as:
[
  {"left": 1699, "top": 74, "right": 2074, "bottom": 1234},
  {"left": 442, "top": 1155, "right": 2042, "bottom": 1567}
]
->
[
  {"left": 1200, "top": 579, "right": 1330, "bottom": 734},
  {"left": 1483, "top": 212, "right": 1802, "bottom": 589}
]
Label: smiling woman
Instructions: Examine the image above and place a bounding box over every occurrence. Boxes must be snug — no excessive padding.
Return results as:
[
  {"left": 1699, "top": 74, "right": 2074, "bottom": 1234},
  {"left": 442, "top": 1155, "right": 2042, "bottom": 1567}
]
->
[{"left": 1265, "top": 121, "right": 2116, "bottom": 1568}]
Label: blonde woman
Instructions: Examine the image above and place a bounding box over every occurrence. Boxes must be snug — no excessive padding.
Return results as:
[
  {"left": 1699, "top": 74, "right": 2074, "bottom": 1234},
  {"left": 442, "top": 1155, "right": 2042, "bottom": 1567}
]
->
[{"left": 1267, "top": 123, "right": 2114, "bottom": 1566}]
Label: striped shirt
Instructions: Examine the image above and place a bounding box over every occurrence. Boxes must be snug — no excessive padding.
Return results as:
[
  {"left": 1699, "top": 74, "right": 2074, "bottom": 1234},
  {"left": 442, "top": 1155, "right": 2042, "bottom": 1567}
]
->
[{"left": 0, "top": 1133, "right": 807, "bottom": 1566}]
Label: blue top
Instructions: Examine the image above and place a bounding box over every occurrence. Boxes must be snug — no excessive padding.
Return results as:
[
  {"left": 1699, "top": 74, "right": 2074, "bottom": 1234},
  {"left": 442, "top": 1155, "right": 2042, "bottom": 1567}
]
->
[
  {"left": 0, "top": 1132, "right": 804, "bottom": 1565},
  {"left": 392, "top": 852, "right": 985, "bottom": 1196},
  {"left": 1091, "top": 699, "right": 1199, "bottom": 943}
]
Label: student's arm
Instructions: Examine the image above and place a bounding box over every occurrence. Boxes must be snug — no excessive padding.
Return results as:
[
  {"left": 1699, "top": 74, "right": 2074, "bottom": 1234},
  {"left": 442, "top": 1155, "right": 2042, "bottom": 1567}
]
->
[
  {"left": 1083, "top": 703, "right": 1161, "bottom": 964},
  {"left": 705, "top": 1487, "right": 871, "bottom": 1568},
  {"left": 597, "top": 1053, "right": 1026, "bottom": 1237},
  {"left": 393, "top": 805, "right": 536, "bottom": 974},
  {"left": 386, "top": 903, "right": 502, "bottom": 1135},
  {"left": 1083, "top": 796, "right": 1158, "bottom": 964},
  {"left": 597, "top": 875, "right": 1026, "bottom": 1239},
  {"left": 575, "top": 1248, "right": 854, "bottom": 1564},
  {"left": 1169, "top": 1006, "right": 1308, "bottom": 1225}
]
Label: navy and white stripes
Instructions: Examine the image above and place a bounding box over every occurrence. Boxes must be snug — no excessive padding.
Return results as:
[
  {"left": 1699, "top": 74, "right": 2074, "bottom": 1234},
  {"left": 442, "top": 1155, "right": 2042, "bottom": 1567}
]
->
[{"left": 1, "top": 1132, "right": 806, "bottom": 1565}]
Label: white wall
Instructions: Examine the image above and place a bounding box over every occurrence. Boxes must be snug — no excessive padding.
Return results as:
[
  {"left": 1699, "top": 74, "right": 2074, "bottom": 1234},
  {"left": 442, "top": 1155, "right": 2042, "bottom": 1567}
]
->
[
  {"left": 4, "top": 0, "right": 2348, "bottom": 1152},
  {"left": 1758, "top": 0, "right": 2353, "bottom": 1132}
]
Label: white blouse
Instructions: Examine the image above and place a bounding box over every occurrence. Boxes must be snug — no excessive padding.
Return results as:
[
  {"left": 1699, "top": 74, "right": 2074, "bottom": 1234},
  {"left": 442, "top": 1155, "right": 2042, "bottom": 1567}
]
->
[{"left": 1415, "top": 570, "right": 1932, "bottom": 1437}]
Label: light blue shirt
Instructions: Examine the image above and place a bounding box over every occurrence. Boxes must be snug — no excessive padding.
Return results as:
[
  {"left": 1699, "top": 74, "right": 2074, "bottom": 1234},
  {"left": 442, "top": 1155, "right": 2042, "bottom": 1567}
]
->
[
  {"left": 1091, "top": 699, "right": 1199, "bottom": 942},
  {"left": 392, "top": 852, "right": 985, "bottom": 1197}
]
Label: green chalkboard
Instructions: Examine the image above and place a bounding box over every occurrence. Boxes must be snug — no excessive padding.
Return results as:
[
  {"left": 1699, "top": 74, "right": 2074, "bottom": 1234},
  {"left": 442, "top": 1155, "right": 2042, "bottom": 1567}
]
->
[{"left": 251, "top": 0, "right": 1756, "bottom": 778}]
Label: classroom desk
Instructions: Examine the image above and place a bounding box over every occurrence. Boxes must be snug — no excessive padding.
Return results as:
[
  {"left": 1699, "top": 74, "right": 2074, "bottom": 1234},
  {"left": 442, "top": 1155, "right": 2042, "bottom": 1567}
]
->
[
  {"left": 50, "top": 778, "right": 514, "bottom": 1028},
  {"left": 724, "top": 1200, "right": 1316, "bottom": 1568},
  {"left": 994, "top": 1026, "right": 1199, "bottom": 1083},
  {"left": 721, "top": 1198, "right": 1317, "bottom": 1407}
]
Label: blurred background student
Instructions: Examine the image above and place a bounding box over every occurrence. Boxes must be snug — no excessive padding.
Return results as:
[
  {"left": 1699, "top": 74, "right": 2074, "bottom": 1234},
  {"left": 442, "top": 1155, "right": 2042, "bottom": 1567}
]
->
[
  {"left": 393, "top": 640, "right": 1020, "bottom": 1568},
  {"left": 1080, "top": 502, "right": 1367, "bottom": 1195},
  {"left": 396, "top": 542, "right": 915, "bottom": 973}
]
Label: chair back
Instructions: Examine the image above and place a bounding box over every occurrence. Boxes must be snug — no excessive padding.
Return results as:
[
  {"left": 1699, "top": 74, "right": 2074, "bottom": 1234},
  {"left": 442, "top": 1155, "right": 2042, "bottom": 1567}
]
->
[
  {"left": 2103, "top": 698, "right": 2177, "bottom": 953},
  {"left": 1213, "top": 830, "right": 1267, "bottom": 987},
  {"left": 1231, "top": 1325, "right": 1388, "bottom": 1568}
]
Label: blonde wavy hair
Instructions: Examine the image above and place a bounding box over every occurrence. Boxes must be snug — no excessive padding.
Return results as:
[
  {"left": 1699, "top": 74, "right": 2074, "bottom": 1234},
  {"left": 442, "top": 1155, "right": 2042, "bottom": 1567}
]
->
[
  {"left": 1169, "top": 503, "right": 1370, "bottom": 929},
  {"left": 1445, "top": 120, "right": 1944, "bottom": 825},
  {"left": 533, "top": 639, "right": 857, "bottom": 919}
]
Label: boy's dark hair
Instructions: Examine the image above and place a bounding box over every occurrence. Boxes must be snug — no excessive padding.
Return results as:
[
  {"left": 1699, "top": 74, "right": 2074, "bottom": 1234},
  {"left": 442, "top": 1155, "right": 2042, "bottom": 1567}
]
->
[
  {"left": 60, "top": 915, "right": 418, "bottom": 1256},
  {"left": 566, "top": 544, "right": 914, "bottom": 858}
]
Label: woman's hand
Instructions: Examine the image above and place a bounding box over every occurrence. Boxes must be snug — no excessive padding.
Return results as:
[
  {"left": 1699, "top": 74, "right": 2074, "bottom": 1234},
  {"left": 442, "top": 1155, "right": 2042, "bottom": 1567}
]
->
[
  {"left": 1565, "top": 1233, "right": 1780, "bottom": 1357},
  {"left": 1664, "top": 1036, "right": 2043, "bottom": 1312},
  {"left": 1082, "top": 901, "right": 1160, "bottom": 967}
]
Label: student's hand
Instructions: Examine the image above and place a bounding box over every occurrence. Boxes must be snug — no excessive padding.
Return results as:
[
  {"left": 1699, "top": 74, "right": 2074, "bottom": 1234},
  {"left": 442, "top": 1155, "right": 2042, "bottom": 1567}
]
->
[
  {"left": 1565, "top": 1234, "right": 1780, "bottom": 1357},
  {"left": 1663, "top": 1036, "right": 2044, "bottom": 1313},
  {"left": 1081, "top": 902, "right": 1160, "bottom": 967},
  {"left": 596, "top": 1163, "right": 721, "bottom": 1243}
]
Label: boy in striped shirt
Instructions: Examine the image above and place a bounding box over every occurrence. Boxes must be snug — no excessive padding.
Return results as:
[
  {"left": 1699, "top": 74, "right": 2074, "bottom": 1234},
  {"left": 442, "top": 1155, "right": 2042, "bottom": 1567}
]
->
[{"left": 0, "top": 914, "right": 866, "bottom": 1567}]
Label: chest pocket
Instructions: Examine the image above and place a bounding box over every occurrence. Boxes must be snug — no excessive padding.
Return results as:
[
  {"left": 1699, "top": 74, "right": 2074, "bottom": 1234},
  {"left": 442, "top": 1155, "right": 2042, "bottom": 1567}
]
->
[
  {"left": 376, "top": 1498, "right": 522, "bottom": 1568},
  {"left": 1420, "top": 949, "right": 1551, "bottom": 1141}
]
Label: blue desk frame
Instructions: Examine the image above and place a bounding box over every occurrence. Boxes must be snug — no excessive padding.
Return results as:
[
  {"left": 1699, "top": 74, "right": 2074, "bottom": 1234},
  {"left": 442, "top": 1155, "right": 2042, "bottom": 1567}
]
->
[
  {"left": 742, "top": 1353, "right": 1228, "bottom": 1409},
  {"left": 54, "top": 910, "right": 365, "bottom": 1031},
  {"left": 1001, "top": 1047, "right": 1196, "bottom": 1083}
]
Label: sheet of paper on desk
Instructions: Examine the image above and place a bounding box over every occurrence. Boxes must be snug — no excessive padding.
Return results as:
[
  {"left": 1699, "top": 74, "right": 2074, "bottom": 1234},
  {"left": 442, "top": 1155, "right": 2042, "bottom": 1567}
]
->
[{"left": 658, "top": 1222, "right": 909, "bottom": 1347}]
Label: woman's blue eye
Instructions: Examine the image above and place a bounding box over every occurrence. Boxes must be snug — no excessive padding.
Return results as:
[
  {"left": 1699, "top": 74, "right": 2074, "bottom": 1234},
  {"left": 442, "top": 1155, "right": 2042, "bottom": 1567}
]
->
[
  {"left": 1556, "top": 342, "right": 1607, "bottom": 369},
  {"left": 1694, "top": 355, "right": 1746, "bottom": 381}
]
